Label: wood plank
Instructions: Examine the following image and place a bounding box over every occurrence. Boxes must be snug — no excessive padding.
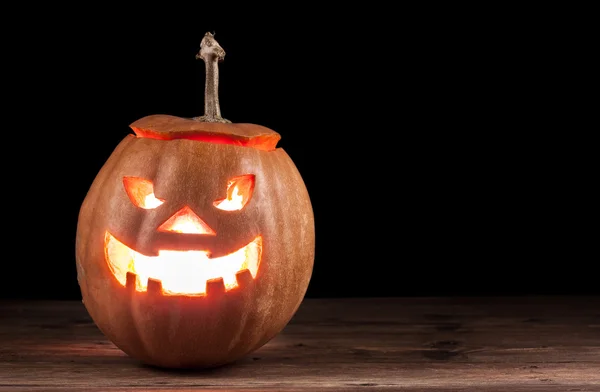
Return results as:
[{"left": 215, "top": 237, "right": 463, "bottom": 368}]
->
[{"left": 1, "top": 297, "right": 599, "bottom": 391}]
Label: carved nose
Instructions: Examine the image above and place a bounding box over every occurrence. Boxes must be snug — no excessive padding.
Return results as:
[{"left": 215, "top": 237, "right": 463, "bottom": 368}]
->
[{"left": 157, "top": 206, "right": 216, "bottom": 235}]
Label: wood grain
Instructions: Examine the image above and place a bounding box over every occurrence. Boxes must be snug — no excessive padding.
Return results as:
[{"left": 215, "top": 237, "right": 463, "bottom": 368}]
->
[{"left": 1, "top": 297, "right": 599, "bottom": 391}]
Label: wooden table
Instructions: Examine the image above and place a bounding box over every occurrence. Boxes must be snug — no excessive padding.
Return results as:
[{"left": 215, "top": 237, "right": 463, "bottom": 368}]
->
[{"left": 1, "top": 297, "right": 599, "bottom": 391}]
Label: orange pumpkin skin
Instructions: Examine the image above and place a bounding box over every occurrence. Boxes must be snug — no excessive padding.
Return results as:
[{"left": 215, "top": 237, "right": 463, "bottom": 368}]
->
[{"left": 75, "top": 115, "right": 315, "bottom": 368}]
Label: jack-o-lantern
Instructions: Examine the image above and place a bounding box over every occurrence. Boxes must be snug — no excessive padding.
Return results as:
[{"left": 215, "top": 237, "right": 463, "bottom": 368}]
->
[{"left": 75, "top": 32, "right": 315, "bottom": 369}]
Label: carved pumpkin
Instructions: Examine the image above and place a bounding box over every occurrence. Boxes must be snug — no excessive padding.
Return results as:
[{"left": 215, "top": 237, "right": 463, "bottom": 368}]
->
[{"left": 75, "top": 32, "right": 315, "bottom": 369}]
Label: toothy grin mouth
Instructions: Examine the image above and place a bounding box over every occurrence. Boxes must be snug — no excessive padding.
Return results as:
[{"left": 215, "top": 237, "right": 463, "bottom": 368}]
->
[{"left": 104, "top": 232, "right": 262, "bottom": 296}]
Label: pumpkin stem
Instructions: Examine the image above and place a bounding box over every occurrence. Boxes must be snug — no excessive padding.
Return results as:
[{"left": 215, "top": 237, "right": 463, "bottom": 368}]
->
[{"left": 193, "top": 32, "right": 231, "bottom": 123}]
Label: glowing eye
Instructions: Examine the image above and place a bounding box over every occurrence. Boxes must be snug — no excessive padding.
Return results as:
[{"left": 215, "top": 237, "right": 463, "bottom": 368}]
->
[
  {"left": 214, "top": 174, "right": 255, "bottom": 211},
  {"left": 123, "top": 177, "right": 165, "bottom": 209}
]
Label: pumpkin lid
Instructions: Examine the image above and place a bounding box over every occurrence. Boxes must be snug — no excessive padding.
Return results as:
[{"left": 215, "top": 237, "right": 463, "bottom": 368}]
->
[
  {"left": 130, "top": 32, "right": 280, "bottom": 152},
  {"left": 130, "top": 115, "right": 280, "bottom": 151}
]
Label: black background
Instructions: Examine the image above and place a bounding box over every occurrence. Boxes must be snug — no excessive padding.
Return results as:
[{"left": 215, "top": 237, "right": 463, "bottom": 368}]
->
[{"left": 1, "top": 5, "right": 593, "bottom": 300}]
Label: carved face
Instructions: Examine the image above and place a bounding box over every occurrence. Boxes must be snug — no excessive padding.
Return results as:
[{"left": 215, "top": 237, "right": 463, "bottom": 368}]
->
[{"left": 106, "top": 174, "right": 261, "bottom": 296}]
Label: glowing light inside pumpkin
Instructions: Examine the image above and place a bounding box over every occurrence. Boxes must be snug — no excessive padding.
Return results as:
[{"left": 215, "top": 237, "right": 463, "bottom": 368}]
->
[
  {"left": 105, "top": 232, "right": 262, "bottom": 295},
  {"left": 123, "top": 177, "right": 164, "bottom": 209},
  {"left": 214, "top": 174, "right": 255, "bottom": 211},
  {"left": 158, "top": 206, "right": 216, "bottom": 235}
]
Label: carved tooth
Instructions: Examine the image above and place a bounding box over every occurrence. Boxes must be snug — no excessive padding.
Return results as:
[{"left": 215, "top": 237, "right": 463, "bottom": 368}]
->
[
  {"left": 206, "top": 277, "right": 225, "bottom": 297},
  {"left": 147, "top": 278, "right": 163, "bottom": 295},
  {"left": 126, "top": 272, "right": 137, "bottom": 291},
  {"left": 235, "top": 269, "right": 253, "bottom": 289}
]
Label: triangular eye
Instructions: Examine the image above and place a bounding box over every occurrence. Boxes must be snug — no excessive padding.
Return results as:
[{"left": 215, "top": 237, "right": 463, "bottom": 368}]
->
[
  {"left": 214, "top": 174, "right": 255, "bottom": 211},
  {"left": 123, "top": 177, "right": 165, "bottom": 209}
]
